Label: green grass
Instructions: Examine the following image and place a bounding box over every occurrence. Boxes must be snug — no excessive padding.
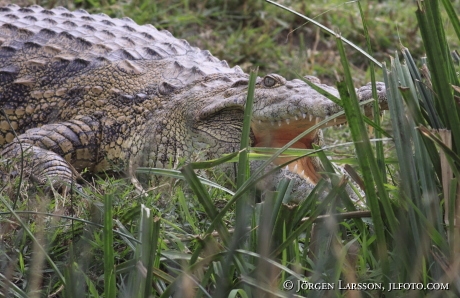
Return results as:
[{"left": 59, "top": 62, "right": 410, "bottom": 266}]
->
[{"left": 2, "top": 0, "right": 460, "bottom": 297}]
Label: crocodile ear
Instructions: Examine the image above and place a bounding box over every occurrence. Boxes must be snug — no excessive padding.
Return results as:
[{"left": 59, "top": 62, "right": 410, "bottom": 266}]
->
[
  {"left": 158, "top": 81, "right": 180, "bottom": 95},
  {"left": 231, "top": 79, "right": 248, "bottom": 88},
  {"left": 199, "top": 96, "right": 245, "bottom": 120}
]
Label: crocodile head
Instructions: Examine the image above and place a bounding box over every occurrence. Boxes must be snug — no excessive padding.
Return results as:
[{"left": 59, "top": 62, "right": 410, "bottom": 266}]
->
[{"left": 162, "top": 72, "right": 386, "bottom": 184}]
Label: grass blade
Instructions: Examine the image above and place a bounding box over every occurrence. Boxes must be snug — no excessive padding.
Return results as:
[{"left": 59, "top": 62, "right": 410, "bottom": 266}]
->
[
  {"left": 103, "top": 193, "right": 116, "bottom": 298},
  {"left": 264, "top": 0, "right": 382, "bottom": 67},
  {"left": 336, "top": 35, "right": 396, "bottom": 283}
]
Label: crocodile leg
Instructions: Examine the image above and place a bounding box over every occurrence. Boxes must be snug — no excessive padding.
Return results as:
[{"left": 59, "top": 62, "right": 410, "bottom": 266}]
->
[{"left": 1, "top": 116, "right": 101, "bottom": 191}]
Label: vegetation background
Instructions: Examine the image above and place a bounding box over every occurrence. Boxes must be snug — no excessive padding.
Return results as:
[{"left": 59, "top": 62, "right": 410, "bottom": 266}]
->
[{"left": 3, "top": 0, "right": 431, "bottom": 83}]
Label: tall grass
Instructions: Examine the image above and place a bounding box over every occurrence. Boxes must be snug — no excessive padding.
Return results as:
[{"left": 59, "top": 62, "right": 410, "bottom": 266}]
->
[{"left": 1, "top": 0, "right": 460, "bottom": 297}]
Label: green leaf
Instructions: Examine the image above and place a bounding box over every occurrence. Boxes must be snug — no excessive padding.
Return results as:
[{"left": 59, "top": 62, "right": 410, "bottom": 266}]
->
[{"left": 103, "top": 193, "right": 116, "bottom": 298}]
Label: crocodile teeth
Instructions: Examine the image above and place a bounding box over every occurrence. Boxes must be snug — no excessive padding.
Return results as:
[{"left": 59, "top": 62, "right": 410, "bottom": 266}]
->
[
  {"left": 294, "top": 115, "right": 299, "bottom": 121},
  {"left": 285, "top": 165, "right": 289, "bottom": 171},
  {"left": 300, "top": 170, "right": 305, "bottom": 176},
  {"left": 334, "top": 118, "right": 337, "bottom": 123},
  {"left": 315, "top": 117, "right": 321, "bottom": 124},
  {"left": 303, "top": 113, "right": 307, "bottom": 119},
  {"left": 278, "top": 121, "right": 282, "bottom": 127},
  {"left": 293, "top": 163, "right": 298, "bottom": 172},
  {"left": 286, "top": 118, "right": 290, "bottom": 125},
  {"left": 258, "top": 120, "right": 262, "bottom": 124},
  {"left": 309, "top": 114, "right": 313, "bottom": 122}
]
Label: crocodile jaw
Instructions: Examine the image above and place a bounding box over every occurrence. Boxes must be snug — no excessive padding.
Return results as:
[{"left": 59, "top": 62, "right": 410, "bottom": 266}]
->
[{"left": 251, "top": 117, "right": 326, "bottom": 184}]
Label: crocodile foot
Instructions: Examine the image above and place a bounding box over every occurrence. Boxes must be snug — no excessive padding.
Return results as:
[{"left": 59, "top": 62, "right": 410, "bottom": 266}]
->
[{"left": 1, "top": 142, "right": 83, "bottom": 194}]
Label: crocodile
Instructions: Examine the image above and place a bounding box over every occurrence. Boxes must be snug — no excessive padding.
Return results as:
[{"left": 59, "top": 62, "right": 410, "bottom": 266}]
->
[{"left": 0, "top": 4, "right": 386, "bottom": 192}]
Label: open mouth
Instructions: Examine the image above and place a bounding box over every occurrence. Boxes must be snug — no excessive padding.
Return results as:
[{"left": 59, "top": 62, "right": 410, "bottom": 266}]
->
[{"left": 251, "top": 115, "right": 347, "bottom": 184}]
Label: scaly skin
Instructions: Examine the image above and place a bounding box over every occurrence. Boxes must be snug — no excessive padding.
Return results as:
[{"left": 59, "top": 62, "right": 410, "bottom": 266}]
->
[{"left": 0, "top": 4, "right": 386, "bottom": 190}]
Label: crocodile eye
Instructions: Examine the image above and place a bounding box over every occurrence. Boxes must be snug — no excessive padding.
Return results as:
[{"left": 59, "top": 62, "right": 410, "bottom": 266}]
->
[{"left": 263, "top": 76, "right": 276, "bottom": 87}]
